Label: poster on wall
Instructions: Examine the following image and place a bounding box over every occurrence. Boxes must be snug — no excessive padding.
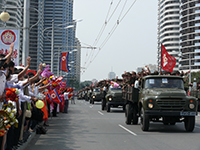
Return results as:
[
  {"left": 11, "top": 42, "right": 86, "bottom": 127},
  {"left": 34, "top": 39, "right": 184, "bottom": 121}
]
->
[{"left": 0, "top": 29, "right": 20, "bottom": 66}]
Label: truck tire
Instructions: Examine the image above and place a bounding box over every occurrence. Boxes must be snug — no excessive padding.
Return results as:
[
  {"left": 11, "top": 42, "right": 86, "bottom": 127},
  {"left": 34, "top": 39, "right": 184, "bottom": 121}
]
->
[
  {"left": 92, "top": 99, "right": 94, "bottom": 104},
  {"left": 140, "top": 108, "right": 149, "bottom": 131},
  {"left": 184, "top": 116, "right": 195, "bottom": 132},
  {"left": 126, "top": 104, "right": 132, "bottom": 125},
  {"left": 107, "top": 104, "right": 110, "bottom": 112},
  {"left": 123, "top": 105, "right": 125, "bottom": 111},
  {"left": 132, "top": 104, "right": 138, "bottom": 125}
]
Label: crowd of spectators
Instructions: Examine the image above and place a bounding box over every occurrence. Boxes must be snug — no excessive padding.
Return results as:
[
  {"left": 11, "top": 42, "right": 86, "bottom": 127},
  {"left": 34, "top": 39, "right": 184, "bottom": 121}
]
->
[{"left": 0, "top": 42, "right": 73, "bottom": 150}]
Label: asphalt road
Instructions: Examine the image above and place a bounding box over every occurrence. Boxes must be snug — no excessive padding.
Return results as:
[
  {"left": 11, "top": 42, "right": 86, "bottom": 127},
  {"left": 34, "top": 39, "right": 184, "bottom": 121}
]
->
[{"left": 25, "top": 99, "right": 200, "bottom": 150}]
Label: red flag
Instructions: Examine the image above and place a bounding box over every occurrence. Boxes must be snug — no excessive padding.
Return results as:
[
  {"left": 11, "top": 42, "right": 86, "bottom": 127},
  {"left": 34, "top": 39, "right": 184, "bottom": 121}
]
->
[
  {"left": 161, "top": 44, "right": 176, "bottom": 73},
  {"left": 47, "top": 89, "right": 62, "bottom": 104},
  {"left": 60, "top": 52, "right": 69, "bottom": 72}
]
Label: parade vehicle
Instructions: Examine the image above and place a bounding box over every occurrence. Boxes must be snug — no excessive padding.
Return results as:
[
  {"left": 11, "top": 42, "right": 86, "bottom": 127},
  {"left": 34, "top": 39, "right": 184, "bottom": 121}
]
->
[
  {"left": 90, "top": 88, "right": 102, "bottom": 104},
  {"left": 77, "top": 92, "right": 83, "bottom": 100},
  {"left": 87, "top": 89, "right": 93, "bottom": 102},
  {"left": 125, "top": 75, "right": 198, "bottom": 132},
  {"left": 103, "top": 86, "right": 125, "bottom": 112},
  {"left": 189, "top": 90, "right": 200, "bottom": 111}
]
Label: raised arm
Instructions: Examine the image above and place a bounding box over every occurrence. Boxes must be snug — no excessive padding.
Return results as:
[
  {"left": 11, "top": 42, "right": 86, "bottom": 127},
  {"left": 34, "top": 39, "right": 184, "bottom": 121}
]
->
[
  {"left": 18, "top": 57, "right": 31, "bottom": 79},
  {"left": 5, "top": 42, "right": 14, "bottom": 64},
  {"left": 22, "top": 63, "right": 43, "bottom": 86},
  {"left": 145, "top": 65, "right": 151, "bottom": 74},
  {"left": 38, "top": 83, "right": 50, "bottom": 92},
  {"left": 35, "top": 77, "right": 47, "bottom": 87},
  {"left": 28, "top": 63, "right": 43, "bottom": 83}
]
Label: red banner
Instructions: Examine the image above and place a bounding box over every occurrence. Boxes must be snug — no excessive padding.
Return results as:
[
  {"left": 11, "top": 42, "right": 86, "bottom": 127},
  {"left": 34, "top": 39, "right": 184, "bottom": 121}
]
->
[
  {"left": 59, "top": 52, "right": 69, "bottom": 72},
  {"left": 161, "top": 44, "right": 176, "bottom": 73}
]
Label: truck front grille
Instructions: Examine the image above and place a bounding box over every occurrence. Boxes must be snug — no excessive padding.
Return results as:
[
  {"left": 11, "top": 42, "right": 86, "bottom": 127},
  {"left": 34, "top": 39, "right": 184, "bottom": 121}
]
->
[{"left": 156, "top": 99, "right": 185, "bottom": 110}]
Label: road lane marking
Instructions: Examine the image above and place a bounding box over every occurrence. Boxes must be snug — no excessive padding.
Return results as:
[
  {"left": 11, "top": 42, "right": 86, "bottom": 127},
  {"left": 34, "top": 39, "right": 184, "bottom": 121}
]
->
[
  {"left": 119, "top": 124, "right": 137, "bottom": 136},
  {"left": 89, "top": 105, "right": 94, "bottom": 108},
  {"left": 98, "top": 111, "right": 104, "bottom": 115}
]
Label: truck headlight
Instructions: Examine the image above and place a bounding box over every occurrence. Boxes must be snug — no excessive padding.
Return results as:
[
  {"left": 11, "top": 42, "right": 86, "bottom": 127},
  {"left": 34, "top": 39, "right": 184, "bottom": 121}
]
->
[
  {"left": 109, "top": 97, "right": 112, "bottom": 101},
  {"left": 148, "top": 103, "right": 153, "bottom": 109},
  {"left": 93, "top": 96, "right": 95, "bottom": 99},
  {"left": 189, "top": 104, "right": 195, "bottom": 109}
]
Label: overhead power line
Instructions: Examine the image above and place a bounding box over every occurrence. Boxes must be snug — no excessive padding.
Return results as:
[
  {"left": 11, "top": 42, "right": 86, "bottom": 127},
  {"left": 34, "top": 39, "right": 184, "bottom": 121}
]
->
[{"left": 82, "top": 0, "right": 137, "bottom": 74}]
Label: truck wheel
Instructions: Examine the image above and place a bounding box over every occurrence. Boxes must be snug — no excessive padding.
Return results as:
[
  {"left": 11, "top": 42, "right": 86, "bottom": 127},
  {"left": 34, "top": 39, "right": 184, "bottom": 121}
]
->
[
  {"left": 126, "top": 104, "right": 132, "bottom": 125},
  {"left": 123, "top": 105, "right": 125, "bottom": 111},
  {"left": 140, "top": 108, "right": 149, "bottom": 131},
  {"left": 184, "top": 116, "right": 195, "bottom": 132},
  {"left": 132, "top": 105, "right": 138, "bottom": 125},
  {"left": 107, "top": 104, "right": 110, "bottom": 112},
  {"left": 92, "top": 99, "right": 94, "bottom": 104}
]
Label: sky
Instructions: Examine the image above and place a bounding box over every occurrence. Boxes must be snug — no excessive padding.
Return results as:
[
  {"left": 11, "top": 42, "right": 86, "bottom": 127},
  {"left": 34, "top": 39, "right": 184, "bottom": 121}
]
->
[{"left": 73, "top": 0, "right": 158, "bottom": 82}]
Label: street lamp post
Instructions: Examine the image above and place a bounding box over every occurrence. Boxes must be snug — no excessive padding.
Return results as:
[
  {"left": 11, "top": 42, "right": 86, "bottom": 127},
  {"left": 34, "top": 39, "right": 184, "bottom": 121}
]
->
[
  {"left": 179, "top": 52, "right": 192, "bottom": 90},
  {"left": 22, "top": 0, "right": 30, "bottom": 66},
  {"left": 51, "top": 19, "right": 54, "bottom": 72},
  {"left": 42, "top": 20, "right": 79, "bottom": 73}
]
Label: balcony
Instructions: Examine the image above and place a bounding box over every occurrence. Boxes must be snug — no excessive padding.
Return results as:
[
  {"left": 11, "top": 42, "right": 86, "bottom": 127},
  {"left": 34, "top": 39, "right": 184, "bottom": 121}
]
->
[
  {"left": 195, "top": 43, "right": 200, "bottom": 46},
  {"left": 195, "top": 23, "right": 200, "bottom": 26},
  {"left": 195, "top": 49, "right": 200, "bottom": 52},
  {"left": 195, "top": 56, "right": 200, "bottom": 59},
  {"left": 195, "top": 3, "right": 200, "bottom": 7},
  {"left": 195, "top": 36, "right": 200, "bottom": 39}
]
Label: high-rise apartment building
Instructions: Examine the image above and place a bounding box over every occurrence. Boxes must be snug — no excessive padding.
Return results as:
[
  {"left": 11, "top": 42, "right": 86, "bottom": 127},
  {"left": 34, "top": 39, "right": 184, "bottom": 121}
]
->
[
  {"left": 43, "top": 0, "right": 75, "bottom": 76},
  {"left": 0, "top": 0, "right": 23, "bottom": 64},
  {"left": 74, "top": 37, "right": 81, "bottom": 82},
  {"left": 179, "top": 0, "right": 200, "bottom": 72},
  {"left": 0, "top": 0, "right": 44, "bottom": 70},
  {"left": 157, "top": 0, "right": 180, "bottom": 71},
  {"left": 108, "top": 72, "right": 116, "bottom": 80},
  {"left": 0, "top": 0, "right": 81, "bottom": 83},
  {"left": 29, "top": 0, "right": 44, "bottom": 70}
]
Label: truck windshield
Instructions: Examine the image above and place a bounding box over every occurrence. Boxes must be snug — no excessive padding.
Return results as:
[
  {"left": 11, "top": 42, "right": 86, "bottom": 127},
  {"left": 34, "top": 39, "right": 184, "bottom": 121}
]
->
[
  {"left": 94, "top": 89, "right": 100, "bottom": 92},
  {"left": 110, "top": 87, "right": 121, "bottom": 90},
  {"left": 145, "top": 78, "right": 184, "bottom": 89}
]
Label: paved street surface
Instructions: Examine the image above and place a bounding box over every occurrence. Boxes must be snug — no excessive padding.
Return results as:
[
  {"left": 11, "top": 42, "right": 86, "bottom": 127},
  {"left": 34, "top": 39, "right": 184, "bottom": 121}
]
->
[{"left": 25, "top": 99, "right": 200, "bottom": 150}]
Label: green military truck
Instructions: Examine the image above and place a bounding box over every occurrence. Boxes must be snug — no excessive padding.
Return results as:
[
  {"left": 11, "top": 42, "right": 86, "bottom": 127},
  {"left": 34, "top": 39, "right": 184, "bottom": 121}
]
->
[
  {"left": 125, "top": 75, "right": 198, "bottom": 132},
  {"left": 103, "top": 86, "right": 125, "bottom": 112},
  {"left": 90, "top": 88, "right": 102, "bottom": 104},
  {"left": 190, "top": 90, "right": 200, "bottom": 111}
]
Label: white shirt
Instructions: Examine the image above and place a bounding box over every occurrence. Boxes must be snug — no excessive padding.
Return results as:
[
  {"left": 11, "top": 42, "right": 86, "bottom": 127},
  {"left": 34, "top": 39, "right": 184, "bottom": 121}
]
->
[
  {"left": 7, "top": 74, "right": 18, "bottom": 85},
  {"left": 0, "top": 73, "right": 6, "bottom": 109},
  {"left": 18, "top": 79, "right": 31, "bottom": 109},
  {"left": 64, "top": 92, "right": 69, "bottom": 100},
  {"left": 28, "top": 84, "right": 39, "bottom": 97}
]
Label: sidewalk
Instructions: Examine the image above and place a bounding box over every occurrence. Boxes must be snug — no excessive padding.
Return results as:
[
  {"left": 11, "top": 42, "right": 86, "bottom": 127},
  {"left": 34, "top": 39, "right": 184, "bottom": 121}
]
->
[{"left": 22, "top": 102, "right": 77, "bottom": 150}]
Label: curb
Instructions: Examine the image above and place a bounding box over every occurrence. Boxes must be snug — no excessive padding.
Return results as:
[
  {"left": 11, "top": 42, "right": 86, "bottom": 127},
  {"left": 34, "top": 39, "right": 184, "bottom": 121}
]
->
[{"left": 17, "top": 131, "right": 36, "bottom": 150}]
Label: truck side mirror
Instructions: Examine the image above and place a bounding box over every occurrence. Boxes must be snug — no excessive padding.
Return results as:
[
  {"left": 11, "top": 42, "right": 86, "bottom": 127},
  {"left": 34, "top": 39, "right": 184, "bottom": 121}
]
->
[{"left": 134, "top": 80, "right": 139, "bottom": 89}]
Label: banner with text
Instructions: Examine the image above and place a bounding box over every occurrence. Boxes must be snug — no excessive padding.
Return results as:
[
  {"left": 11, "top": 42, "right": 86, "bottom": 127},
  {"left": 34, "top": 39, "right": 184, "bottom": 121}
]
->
[{"left": 0, "top": 29, "right": 20, "bottom": 65}]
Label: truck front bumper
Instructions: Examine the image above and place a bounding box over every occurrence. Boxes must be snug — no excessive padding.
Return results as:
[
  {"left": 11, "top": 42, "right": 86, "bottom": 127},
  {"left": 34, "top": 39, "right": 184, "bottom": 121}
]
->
[{"left": 145, "top": 110, "right": 197, "bottom": 116}]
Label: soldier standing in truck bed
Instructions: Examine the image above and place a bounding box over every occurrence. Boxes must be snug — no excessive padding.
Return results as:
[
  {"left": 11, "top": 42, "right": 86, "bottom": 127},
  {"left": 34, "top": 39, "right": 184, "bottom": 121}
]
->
[{"left": 130, "top": 71, "right": 136, "bottom": 87}]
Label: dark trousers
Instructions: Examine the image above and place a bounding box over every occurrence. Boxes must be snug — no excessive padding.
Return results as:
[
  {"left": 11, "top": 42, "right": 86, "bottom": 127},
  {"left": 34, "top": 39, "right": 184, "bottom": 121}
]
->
[
  {"left": 52, "top": 103, "right": 57, "bottom": 116},
  {"left": 5, "top": 126, "right": 14, "bottom": 150},
  {"left": 64, "top": 100, "right": 68, "bottom": 113},
  {"left": 47, "top": 103, "right": 50, "bottom": 117},
  {"left": 13, "top": 102, "right": 25, "bottom": 146}
]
